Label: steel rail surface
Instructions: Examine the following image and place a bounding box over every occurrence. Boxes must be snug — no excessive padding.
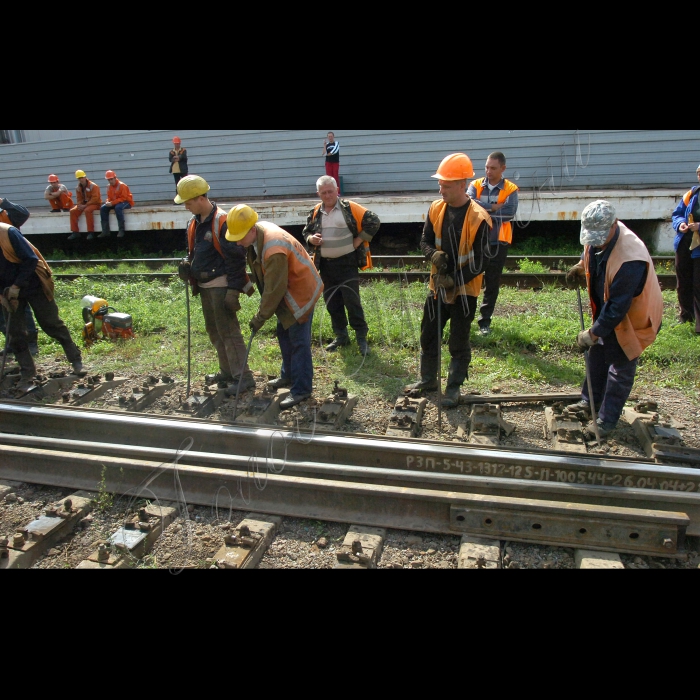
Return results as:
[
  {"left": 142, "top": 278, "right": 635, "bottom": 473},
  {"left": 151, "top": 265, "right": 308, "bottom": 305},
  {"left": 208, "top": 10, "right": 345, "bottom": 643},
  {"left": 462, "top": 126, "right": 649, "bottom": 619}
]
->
[{"left": 1, "top": 403, "right": 699, "bottom": 535}]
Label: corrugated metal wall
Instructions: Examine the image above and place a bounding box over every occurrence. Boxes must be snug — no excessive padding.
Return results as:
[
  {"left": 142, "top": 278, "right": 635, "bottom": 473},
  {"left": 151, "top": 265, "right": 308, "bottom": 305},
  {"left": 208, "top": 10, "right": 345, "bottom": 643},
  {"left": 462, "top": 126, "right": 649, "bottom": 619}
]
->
[{"left": 1, "top": 130, "right": 699, "bottom": 210}]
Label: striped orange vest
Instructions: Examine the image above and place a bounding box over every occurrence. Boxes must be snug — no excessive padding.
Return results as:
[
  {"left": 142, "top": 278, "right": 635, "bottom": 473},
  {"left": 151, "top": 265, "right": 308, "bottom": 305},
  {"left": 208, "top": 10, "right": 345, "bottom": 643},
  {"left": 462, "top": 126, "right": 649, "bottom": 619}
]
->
[
  {"left": 428, "top": 200, "right": 492, "bottom": 299},
  {"left": 472, "top": 179, "right": 519, "bottom": 244}
]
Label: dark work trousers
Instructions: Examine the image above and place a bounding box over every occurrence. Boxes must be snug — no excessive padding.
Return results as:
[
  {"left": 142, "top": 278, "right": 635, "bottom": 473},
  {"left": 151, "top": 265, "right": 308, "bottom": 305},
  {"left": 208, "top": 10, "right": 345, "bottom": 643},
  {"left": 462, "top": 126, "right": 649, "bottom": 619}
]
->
[
  {"left": 319, "top": 254, "right": 368, "bottom": 340},
  {"left": 580, "top": 333, "right": 639, "bottom": 426},
  {"left": 0, "top": 305, "right": 37, "bottom": 346},
  {"left": 9, "top": 287, "right": 82, "bottom": 376},
  {"left": 420, "top": 293, "right": 478, "bottom": 372},
  {"left": 478, "top": 243, "right": 509, "bottom": 329},
  {"left": 675, "top": 232, "right": 700, "bottom": 332},
  {"left": 277, "top": 312, "right": 314, "bottom": 398},
  {"left": 174, "top": 173, "right": 184, "bottom": 191},
  {"left": 199, "top": 287, "right": 252, "bottom": 381}
]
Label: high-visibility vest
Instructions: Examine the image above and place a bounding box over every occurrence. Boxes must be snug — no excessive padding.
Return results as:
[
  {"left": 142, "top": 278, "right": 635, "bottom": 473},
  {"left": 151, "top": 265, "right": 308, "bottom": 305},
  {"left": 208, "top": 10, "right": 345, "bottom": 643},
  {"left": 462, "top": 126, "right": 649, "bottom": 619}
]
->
[
  {"left": 187, "top": 208, "right": 254, "bottom": 295},
  {"left": 257, "top": 222, "right": 324, "bottom": 324},
  {"left": 584, "top": 222, "right": 663, "bottom": 361},
  {"left": 0, "top": 223, "right": 55, "bottom": 301},
  {"left": 311, "top": 201, "right": 373, "bottom": 271},
  {"left": 472, "top": 179, "right": 519, "bottom": 245},
  {"left": 428, "top": 200, "right": 491, "bottom": 299}
]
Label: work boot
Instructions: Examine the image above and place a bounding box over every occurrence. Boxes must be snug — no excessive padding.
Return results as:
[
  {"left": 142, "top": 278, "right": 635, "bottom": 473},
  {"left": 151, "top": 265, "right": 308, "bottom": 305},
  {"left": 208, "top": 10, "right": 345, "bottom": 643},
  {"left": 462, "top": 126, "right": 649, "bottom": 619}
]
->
[
  {"left": 584, "top": 419, "right": 618, "bottom": 442},
  {"left": 325, "top": 334, "right": 350, "bottom": 352},
  {"left": 404, "top": 356, "right": 438, "bottom": 395},
  {"left": 268, "top": 376, "right": 292, "bottom": 390},
  {"left": 71, "top": 361, "right": 86, "bottom": 376},
  {"left": 442, "top": 359, "right": 469, "bottom": 408},
  {"left": 67, "top": 232, "right": 81, "bottom": 242},
  {"left": 86, "top": 232, "right": 95, "bottom": 241},
  {"left": 225, "top": 374, "right": 257, "bottom": 397},
  {"left": 98, "top": 224, "right": 111, "bottom": 239},
  {"left": 15, "top": 348, "right": 36, "bottom": 380},
  {"left": 117, "top": 224, "right": 126, "bottom": 239},
  {"left": 357, "top": 338, "right": 371, "bottom": 357}
]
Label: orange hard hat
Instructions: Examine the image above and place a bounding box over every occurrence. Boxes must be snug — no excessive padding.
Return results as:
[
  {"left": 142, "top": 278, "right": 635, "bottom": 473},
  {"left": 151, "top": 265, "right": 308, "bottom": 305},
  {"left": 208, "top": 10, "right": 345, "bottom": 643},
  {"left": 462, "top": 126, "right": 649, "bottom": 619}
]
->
[
  {"left": 105, "top": 170, "right": 117, "bottom": 180},
  {"left": 173, "top": 137, "right": 181, "bottom": 143},
  {"left": 48, "top": 174, "right": 60, "bottom": 183},
  {"left": 431, "top": 153, "right": 475, "bottom": 181}
]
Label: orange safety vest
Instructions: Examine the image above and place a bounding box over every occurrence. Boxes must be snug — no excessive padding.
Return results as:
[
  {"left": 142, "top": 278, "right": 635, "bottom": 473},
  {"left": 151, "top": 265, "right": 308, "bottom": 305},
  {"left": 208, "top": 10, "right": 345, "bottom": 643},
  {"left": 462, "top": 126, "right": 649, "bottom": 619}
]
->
[
  {"left": 428, "top": 200, "right": 492, "bottom": 300},
  {"left": 584, "top": 222, "right": 664, "bottom": 361},
  {"left": 257, "top": 222, "right": 324, "bottom": 324},
  {"left": 187, "top": 208, "right": 254, "bottom": 296},
  {"left": 312, "top": 201, "right": 373, "bottom": 271},
  {"left": 0, "top": 223, "right": 55, "bottom": 301},
  {"left": 471, "top": 179, "right": 519, "bottom": 245}
]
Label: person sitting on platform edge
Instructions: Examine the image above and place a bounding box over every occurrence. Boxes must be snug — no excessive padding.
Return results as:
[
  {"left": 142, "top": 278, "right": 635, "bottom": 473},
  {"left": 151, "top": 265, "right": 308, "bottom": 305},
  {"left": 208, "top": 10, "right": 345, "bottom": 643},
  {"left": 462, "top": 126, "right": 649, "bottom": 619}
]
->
[
  {"left": 44, "top": 174, "right": 74, "bottom": 213},
  {"left": 226, "top": 204, "right": 324, "bottom": 411},
  {"left": 404, "top": 153, "right": 492, "bottom": 408},
  {"left": 69, "top": 170, "right": 102, "bottom": 241},
  {"left": 176, "top": 175, "right": 257, "bottom": 398},
  {"left": 468, "top": 151, "right": 519, "bottom": 337},
  {"left": 302, "top": 175, "right": 380, "bottom": 356},
  {"left": 566, "top": 200, "right": 664, "bottom": 440},
  {"left": 100, "top": 170, "right": 134, "bottom": 239}
]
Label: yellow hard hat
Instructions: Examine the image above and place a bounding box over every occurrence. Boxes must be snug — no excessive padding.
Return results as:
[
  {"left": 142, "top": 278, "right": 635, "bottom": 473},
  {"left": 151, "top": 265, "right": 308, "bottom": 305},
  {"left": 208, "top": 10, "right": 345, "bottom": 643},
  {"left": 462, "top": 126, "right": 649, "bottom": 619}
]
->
[
  {"left": 226, "top": 204, "right": 259, "bottom": 242},
  {"left": 174, "top": 175, "right": 211, "bottom": 204},
  {"left": 75, "top": 170, "right": 87, "bottom": 179}
]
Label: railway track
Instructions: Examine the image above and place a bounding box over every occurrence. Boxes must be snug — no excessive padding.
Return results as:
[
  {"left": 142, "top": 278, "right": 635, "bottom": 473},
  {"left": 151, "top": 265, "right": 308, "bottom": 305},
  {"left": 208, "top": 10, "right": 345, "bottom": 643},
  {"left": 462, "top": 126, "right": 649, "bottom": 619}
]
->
[
  {"left": 1, "top": 401, "right": 699, "bottom": 569},
  {"left": 47, "top": 257, "right": 679, "bottom": 290}
]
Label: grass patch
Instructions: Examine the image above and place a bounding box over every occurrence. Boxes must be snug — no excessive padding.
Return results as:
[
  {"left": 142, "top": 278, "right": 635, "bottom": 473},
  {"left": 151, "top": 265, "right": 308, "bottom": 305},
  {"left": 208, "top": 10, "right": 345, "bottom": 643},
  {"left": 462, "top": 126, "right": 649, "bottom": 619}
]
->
[{"left": 42, "top": 278, "right": 700, "bottom": 407}]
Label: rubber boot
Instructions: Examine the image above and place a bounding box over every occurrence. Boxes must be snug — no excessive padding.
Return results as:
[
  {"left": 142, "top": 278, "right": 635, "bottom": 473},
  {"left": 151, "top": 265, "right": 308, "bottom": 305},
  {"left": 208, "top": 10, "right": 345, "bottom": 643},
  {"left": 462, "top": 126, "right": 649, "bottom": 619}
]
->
[
  {"left": 117, "top": 222, "right": 126, "bottom": 239},
  {"left": 404, "top": 355, "right": 438, "bottom": 395},
  {"left": 98, "top": 222, "right": 111, "bottom": 239},
  {"left": 357, "top": 336, "right": 371, "bottom": 357},
  {"left": 15, "top": 346, "right": 36, "bottom": 380},
  {"left": 442, "top": 359, "right": 469, "bottom": 408},
  {"left": 27, "top": 331, "right": 39, "bottom": 357}
]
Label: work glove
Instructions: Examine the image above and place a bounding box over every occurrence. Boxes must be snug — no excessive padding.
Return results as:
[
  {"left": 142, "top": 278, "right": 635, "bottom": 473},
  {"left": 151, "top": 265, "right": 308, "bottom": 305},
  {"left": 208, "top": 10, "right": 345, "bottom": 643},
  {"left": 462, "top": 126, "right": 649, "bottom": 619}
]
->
[
  {"left": 431, "top": 251, "right": 449, "bottom": 272},
  {"left": 566, "top": 265, "right": 587, "bottom": 289},
  {"left": 178, "top": 260, "right": 191, "bottom": 282},
  {"left": 434, "top": 274, "right": 455, "bottom": 291},
  {"left": 225, "top": 289, "right": 241, "bottom": 314},
  {"left": 0, "top": 292, "right": 11, "bottom": 313},
  {"left": 4, "top": 286, "right": 19, "bottom": 312},
  {"left": 250, "top": 315, "right": 265, "bottom": 334},
  {"left": 577, "top": 330, "right": 597, "bottom": 351}
]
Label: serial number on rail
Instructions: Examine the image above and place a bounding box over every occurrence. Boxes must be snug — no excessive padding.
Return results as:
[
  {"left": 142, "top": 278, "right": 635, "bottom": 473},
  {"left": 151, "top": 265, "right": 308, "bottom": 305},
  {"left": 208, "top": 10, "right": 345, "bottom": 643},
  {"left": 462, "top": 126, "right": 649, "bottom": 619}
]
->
[{"left": 405, "top": 457, "right": 700, "bottom": 492}]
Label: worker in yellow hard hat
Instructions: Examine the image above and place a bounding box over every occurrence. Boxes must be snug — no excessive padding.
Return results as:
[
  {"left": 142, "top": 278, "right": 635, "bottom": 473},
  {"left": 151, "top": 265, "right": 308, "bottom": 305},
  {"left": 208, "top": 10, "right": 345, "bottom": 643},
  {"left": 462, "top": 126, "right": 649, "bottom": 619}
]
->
[
  {"left": 69, "top": 170, "right": 103, "bottom": 242},
  {"left": 176, "top": 176, "right": 257, "bottom": 397},
  {"left": 227, "top": 204, "right": 324, "bottom": 411},
  {"left": 404, "top": 153, "right": 493, "bottom": 408}
]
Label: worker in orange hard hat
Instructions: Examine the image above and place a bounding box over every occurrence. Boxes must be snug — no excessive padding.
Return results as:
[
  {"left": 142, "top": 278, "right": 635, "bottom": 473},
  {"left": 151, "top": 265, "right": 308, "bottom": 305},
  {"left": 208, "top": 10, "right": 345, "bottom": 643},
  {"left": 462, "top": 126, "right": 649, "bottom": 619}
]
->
[
  {"left": 404, "top": 153, "right": 493, "bottom": 408},
  {"left": 99, "top": 170, "right": 134, "bottom": 239},
  {"left": 69, "top": 170, "right": 103, "bottom": 242},
  {"left": 169, "top": 137, "right": 189, "bottom": 194},
  {"left": 44, "top": 175, "right": 74, "bottom": 213}
]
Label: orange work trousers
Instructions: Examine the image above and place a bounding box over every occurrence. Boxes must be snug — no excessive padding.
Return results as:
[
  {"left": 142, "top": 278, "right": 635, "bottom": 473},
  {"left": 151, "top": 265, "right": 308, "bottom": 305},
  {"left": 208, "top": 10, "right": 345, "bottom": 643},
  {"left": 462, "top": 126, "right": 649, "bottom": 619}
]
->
[
  {"left": 50, "top": 193, "right": 75, "bottom": 211},
  {"left": 70, "top": 205, "right": 100, "bottom": 233}
]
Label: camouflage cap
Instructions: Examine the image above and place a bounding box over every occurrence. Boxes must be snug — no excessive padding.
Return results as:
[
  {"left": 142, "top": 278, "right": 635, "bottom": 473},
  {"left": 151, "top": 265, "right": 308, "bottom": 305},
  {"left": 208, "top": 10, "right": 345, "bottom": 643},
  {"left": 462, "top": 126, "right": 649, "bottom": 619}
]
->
[{"left": 581, "top": 200, "right": 617, "bottom": 247}]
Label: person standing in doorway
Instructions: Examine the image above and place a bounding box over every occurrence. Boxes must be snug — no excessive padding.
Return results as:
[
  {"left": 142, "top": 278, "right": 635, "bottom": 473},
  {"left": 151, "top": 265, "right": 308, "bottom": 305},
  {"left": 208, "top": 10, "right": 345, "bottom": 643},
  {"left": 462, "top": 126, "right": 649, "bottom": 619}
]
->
[
  {"left": 169, "top": 137, "right": 189, "bottom": 194},
  {"left": 323, "top": 132, "right": 341, "bottom": 194},
  {"left": 468, "top": 152, "right": 520, "bottom": 337},
  {"left": 671, "top": 165, "right": 700, "bottom": 334}
]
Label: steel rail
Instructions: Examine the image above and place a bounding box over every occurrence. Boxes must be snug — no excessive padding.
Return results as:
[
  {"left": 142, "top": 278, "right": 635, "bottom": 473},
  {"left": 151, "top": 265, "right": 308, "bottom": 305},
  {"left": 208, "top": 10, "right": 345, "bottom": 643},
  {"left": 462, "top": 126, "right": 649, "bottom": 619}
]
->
[{"left": 1, "top": 403, "right": 700, "bottom": 535}]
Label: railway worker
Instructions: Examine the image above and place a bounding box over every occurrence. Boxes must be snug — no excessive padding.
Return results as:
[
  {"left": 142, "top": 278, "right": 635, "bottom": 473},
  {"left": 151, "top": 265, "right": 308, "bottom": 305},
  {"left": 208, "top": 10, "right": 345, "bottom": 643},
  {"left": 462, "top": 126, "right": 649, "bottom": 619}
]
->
[
  {"left": 404, "top": 153, "right": 492, "bottom": 409},
  {"left": 44, "top": 175, "right": 74, "bottom": 213},
  {"left": 99, "top": 170, "right": 134, "bottom": 239},
  {"left": 0, "top": 219, "right": 83, "bottom": 381},
  {"left": 69, "top": 170, "right": 102, "bottom": 242},
  {"left": 323, "top": 133, "right": 341, "bottom": 194},
  {"left": 467, "top": 152, "right": 520, "bottom": 337},
  {"left": 671, "top": 165, "right": 700, "bottom": 335},
  {"left": 169, "top": 137, "right": 189, "bottom": 194},
  {"left": 566, "top": 200, "right": 664, "bottom": 440},
  {"left": 0, "top": 198, "right": 39, "bottom": 357},
  {"left": 226, "top": 204, "right": 324, "bottom": 411},
  {"left": 302, "top": 175, "right": 380, "bottom": 356},
  {"left": 175, "top": 176, "right": 257, "bottom": 397}
]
